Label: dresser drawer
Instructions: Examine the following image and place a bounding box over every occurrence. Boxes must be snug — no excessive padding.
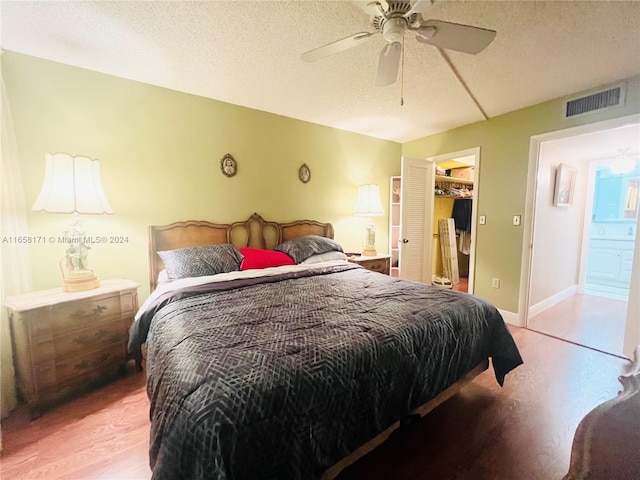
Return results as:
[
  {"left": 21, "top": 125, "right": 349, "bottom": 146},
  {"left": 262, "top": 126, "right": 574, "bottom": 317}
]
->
[
  {"left": 361, "top": 260, "right": 388, "bottom": 273},
  {"left": 348, "top": 255, "right": 391, "bottom": 275},
  {"left": 35, "top": 341, "right": 126, "bottom": 386},
  {"left": 31, "top": 317, "right": 129, "bottom": 366},
  {"left": 28, "top": 292, "right": 134, "bottom": 337}
]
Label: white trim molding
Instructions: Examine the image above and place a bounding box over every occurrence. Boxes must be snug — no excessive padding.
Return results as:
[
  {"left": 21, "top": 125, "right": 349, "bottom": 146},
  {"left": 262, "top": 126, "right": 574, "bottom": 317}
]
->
[{"left": 528, "top": 285, "right": 578, "bottom": 319}]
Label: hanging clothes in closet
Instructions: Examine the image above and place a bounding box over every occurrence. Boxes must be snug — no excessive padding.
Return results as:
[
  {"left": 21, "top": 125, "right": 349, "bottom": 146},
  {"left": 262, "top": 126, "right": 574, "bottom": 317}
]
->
[{"left": 452, "top": 198, "right": 473, "bottom": 255}]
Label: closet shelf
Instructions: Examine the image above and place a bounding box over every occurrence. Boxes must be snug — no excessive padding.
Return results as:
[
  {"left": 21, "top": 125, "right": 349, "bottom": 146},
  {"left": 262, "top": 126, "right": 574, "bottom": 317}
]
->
[
  {"left": 435, "top": 175, "right": 473, "bottom": 186},
  {"left": 435, "top": 195, "right": 473, "bottom": 199}
]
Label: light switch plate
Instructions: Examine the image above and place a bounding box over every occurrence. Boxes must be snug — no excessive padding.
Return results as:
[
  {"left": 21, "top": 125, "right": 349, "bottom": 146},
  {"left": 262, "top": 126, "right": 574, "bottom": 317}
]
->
[
  {"left": 479, "top": 215, "right": 486, "bottom": 225},
  {"left": 513, "top": 215, "right": 521, "bottom": 226}
]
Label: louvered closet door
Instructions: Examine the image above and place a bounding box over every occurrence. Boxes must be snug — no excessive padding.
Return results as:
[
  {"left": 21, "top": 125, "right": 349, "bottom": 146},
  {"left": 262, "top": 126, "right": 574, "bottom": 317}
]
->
[{"left": 399, "top": 157, "right": 434, "bottom": 283}]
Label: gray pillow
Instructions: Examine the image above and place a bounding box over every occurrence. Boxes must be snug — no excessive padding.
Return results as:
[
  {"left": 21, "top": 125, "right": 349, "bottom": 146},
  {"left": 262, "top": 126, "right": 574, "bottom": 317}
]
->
[
  {"left": 275, "top": 235, "right": 343, "bottom": 264},
  {"left": 158, "top": 244, "right": 244, "bottom": 280}
]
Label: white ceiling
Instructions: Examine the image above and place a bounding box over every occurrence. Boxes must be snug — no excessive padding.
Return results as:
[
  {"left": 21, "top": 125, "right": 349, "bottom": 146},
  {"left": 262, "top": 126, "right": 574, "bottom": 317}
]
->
[
  {"left": 546, "top": 123, "right": 640, "bottom": 164},
  {"left": 1, "top": 0, "right": 640, "bottom": 144}
]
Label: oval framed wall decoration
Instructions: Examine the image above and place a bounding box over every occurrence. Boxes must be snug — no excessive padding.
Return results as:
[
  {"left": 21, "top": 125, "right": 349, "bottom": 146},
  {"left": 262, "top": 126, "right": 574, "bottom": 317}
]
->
[
  {"left": 220, "top": 153, "right": 237, "bottom": 177},
  {"left": 299, "top": 164, "right": 311, "bottom": 183}
]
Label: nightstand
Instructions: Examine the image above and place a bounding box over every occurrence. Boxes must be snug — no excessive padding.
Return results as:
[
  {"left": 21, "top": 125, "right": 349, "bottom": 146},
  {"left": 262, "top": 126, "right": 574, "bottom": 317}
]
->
[
  {"left": 348, "top": 254, "right": 391, "bottom": 275},
  {"left": 5, "top": 279, "right": 139, "bottom": 417}
]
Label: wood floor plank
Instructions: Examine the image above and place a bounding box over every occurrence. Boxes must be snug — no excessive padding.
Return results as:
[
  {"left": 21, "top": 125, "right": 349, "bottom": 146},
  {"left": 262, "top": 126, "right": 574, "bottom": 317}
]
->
[
  {"left": 528, "top": 293, "right": 627, "bottom": 356},
  {"left": 1, "top": 327, "right": 632, "bottom": 480}
]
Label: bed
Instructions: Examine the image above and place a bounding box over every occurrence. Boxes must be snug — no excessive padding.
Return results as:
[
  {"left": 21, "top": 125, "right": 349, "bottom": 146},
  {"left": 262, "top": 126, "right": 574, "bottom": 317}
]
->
[{"left": 128, "top": 213, "right": 523, "bottom": 480}]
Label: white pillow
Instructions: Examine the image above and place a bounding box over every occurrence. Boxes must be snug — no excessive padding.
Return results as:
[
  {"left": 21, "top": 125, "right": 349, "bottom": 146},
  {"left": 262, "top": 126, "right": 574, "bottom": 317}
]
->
[
  {"left": 157, "top": 269, "right": 169, "bottom": 284},
  {"left": 301, "top": 251, "right": 348, "bottom": 264}
]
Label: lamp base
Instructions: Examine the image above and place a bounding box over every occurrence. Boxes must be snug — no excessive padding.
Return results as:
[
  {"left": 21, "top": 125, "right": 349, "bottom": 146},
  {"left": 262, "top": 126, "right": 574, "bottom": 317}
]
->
[
  {"left": 362, "top": 245, "right": 378, "bottom": 256},
  {"left": 63, "top": 274, "right": 100, "bottom": 292},
  {"left": 60, "top": 257, "right": 100, "bottom": 292}
]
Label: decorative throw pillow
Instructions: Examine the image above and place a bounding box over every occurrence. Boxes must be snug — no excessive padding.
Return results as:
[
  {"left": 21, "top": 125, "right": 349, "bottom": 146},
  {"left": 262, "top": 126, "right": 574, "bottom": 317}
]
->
[
  {"left": 158, "top": 244, "right": 244, "bottom": 280},
  {"left": 238, "top": 247, "right": 296, "bottom": 270},
  {"left": 275, "top": 235, "right": 344, "bottom": 264}
]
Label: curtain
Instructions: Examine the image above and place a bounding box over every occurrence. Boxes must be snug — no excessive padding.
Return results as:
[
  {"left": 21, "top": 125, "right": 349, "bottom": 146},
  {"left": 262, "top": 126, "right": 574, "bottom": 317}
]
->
[{"left": 1, "top": 67, "right": 33, "bottom": 420}]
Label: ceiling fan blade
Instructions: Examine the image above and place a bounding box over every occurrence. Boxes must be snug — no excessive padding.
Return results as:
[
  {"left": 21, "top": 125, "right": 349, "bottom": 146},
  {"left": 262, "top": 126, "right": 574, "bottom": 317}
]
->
[
  {"left": 353, "top": 0, "right": 389, "bottom": 16},
  {"left": 415, "top": 19, "right": 496, "bottom": 54},
  {"left": 301, "top": 31, "right": 376, "bottom": 62},
  {"left": 404, "top": 0, "right": 433, "bottom": 17},
  {"left": 375, "top": 41, "right": 402, "bottom": 87}
]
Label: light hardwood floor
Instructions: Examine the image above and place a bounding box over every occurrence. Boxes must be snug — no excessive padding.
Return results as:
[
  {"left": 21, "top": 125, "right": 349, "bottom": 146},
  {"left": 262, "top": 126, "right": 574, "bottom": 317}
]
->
[
  {"left": 452, "top": 276, "right": 468, "bottom": 293},
  {"left": 0, "top": 326, "right": 633, "bottom": 480},
  {"left": 527, "top": 293, "right": 627, "bottom": 357}
]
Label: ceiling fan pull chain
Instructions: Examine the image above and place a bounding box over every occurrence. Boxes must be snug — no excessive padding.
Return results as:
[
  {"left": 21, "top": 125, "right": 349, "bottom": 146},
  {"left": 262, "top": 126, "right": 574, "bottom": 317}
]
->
[{"left": 400, "top": 36, "right": 405, "bottom": 106}]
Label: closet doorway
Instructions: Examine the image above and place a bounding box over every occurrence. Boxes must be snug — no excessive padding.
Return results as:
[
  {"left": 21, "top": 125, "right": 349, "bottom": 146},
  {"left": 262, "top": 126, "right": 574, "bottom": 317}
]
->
[{"left": 428, "top": 147, "right": 480, "bottom": 294}]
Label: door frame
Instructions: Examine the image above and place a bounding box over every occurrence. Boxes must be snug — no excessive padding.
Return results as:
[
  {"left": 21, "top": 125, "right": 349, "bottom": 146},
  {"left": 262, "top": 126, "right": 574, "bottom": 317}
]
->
[
  {"left": 519, "top": 113, "right": 640, "bottom": 357},
  {"left": 427, "top": 147, "right": 480, "bottom": 293}
]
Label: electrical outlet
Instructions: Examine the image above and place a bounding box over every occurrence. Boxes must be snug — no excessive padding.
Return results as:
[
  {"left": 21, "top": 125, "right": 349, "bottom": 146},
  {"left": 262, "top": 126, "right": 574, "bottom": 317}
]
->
[
  {"left": 492, "top": 278, "right": 500, "bottom": 289},
  {"left": 512, "top": 215, "right": 521, "bottom": 226},
  {"left": 479, "top": 215, "right": 486, "bottom": 225}
]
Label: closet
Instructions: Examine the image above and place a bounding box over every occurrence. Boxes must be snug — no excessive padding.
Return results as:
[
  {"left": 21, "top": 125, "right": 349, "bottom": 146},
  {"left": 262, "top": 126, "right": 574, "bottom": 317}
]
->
[
  {"left": 390, "top": 155, "right": 476, "bottom": 292},
  {"left": 433, "top": 163, "right": 474, "bottom": 292}
]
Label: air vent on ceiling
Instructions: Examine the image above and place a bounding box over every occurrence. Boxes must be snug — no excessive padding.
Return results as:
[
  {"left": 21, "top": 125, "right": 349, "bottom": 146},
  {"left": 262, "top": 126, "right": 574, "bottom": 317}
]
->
[{"left": 565, "top": 84, "right": 625, "bottom": 118}]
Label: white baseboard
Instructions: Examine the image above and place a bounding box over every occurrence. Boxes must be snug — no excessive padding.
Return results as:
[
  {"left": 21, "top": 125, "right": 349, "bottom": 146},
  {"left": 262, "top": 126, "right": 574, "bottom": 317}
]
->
[
  {"left": 499, "top": 309, "right": 521, "bottom": 327},
  {"left": 529, "top": 285, "right": 578, "bottom": 318}
]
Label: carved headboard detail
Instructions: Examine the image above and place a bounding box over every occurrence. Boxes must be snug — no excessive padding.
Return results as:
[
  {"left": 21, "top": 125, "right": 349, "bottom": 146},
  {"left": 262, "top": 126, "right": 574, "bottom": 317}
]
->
[{"left": 148, "top": 212, "right": 334, "bottom": 292}]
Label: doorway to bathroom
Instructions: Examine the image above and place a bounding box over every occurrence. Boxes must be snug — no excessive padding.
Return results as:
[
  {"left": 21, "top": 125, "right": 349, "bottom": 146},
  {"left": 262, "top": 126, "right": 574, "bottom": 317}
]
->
[
  {"left": 525, "top": 119, "right": 640, "bottom": 357},
  {"left": 584, "top": 161, "right": 638, "bottom": 300}
]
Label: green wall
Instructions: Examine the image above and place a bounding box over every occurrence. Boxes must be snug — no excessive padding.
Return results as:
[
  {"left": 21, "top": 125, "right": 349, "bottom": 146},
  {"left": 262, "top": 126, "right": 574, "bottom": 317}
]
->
[
  {"left": 2, "top": 52, "right": 401, "bottom": 299},
  {"left": 4, "top": 51, "right": 639, "bottom": 314},
  {"left": 403, "top": 75, "right": 640, "bottom": 312}
]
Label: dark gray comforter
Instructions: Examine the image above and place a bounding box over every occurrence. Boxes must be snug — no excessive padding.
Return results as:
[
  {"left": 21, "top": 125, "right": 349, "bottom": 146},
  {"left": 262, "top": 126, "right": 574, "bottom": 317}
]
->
[{"left": 130, "top": 263, "right": 522, "bottom": 480}]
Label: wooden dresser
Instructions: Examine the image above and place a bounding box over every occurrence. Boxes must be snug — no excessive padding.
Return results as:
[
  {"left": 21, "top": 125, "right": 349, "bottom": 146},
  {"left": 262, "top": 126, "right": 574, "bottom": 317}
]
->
[
  {"left": 348, "top": 254, "right": 391, "bottom": 275},
  {"left": 5, "top": 279, "right": 139, "bottom": 417}
]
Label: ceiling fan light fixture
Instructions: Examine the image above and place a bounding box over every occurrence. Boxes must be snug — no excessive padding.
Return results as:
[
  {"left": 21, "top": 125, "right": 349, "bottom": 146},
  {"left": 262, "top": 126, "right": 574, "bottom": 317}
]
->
[{"left": 382, "top": 17, "right": 407, "bottom": 43}]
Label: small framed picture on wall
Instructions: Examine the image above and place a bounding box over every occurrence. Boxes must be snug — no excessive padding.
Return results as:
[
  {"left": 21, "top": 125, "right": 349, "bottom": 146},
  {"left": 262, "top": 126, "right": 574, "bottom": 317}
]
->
[{"left": 553, "top": 163, "right": 577, "bottom": 207}]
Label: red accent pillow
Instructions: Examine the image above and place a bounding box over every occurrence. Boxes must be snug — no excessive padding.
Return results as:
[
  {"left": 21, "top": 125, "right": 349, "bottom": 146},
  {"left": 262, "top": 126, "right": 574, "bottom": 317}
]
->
[{"left": 239, "top": 247, "right": 296, "bottom": 270}]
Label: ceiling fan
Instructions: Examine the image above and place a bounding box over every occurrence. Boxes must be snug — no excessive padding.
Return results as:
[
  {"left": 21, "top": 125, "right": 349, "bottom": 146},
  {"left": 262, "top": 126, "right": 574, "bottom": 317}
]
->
[{"left": 301, "top": 0, "right": 497, "bottom": 87}]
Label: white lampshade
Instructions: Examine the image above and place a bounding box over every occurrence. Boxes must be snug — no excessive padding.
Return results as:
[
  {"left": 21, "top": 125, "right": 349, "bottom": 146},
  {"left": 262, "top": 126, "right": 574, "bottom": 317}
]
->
[
  {"left": 32, "top": 153, "right": 113, "bottom": 214},
  {"left": 354, "top": 184, "right": 384, "bottom": 217}
]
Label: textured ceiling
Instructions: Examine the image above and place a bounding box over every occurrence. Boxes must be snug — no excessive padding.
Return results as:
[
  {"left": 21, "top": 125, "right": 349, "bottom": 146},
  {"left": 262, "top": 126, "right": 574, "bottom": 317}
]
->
[{"left": 2, "top": 0, "right": 640, "bottom": 143}]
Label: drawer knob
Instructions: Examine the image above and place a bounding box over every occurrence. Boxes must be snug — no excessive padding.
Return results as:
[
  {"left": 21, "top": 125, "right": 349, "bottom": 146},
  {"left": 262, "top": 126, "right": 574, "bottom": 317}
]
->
[
  {"left": 74, "top": 360, "right": 91, "bottom": 371},
  {"left": 73, "top": 329, "right": 109, "bottom": 345},
  {"left": 74, "top": 353, "right": 111, "bottom": 371},
  {"left": 69, "top": 304, "right": 108, "bottom": 320}
]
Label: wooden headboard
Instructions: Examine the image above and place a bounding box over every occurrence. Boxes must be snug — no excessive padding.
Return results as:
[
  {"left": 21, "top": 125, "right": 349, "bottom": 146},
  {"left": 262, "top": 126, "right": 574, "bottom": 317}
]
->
[{"left": 148, "top": 212, "right": 334, "bottom": 292}]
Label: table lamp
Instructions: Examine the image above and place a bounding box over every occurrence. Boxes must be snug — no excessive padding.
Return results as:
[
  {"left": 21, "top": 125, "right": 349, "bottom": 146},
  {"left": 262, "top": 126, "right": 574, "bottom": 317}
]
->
[
  {"left": 32, "top": 153, "right": 113, "bottom": 292},
  {"left": 354, "top": 184, "right": 384, "bottom": 256}
]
